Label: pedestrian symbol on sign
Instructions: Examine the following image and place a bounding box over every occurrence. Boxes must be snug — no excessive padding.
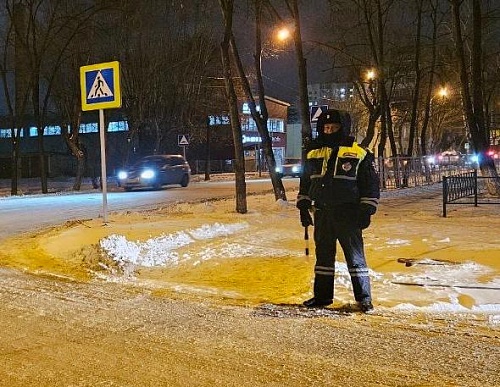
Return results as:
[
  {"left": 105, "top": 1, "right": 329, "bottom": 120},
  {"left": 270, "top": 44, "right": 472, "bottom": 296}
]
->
[{"left": 88, "top": 71, "right": 113, "bottom": 99}]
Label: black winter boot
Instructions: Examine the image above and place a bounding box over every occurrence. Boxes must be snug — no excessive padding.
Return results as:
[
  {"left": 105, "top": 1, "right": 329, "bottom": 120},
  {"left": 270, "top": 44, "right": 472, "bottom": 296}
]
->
[
  {"left": 359, "top": 300, "right": 374, "bottom": 313},
  {"left": 303, "top": 297, "right": 333, "bottom": 308}
]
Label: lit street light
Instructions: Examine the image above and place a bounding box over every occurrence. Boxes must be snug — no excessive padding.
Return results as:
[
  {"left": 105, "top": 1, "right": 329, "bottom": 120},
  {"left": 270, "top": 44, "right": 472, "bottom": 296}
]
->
[
  {"left": 436, "top": 86, "right": 449, "bottom": 99},
  {"left": 365, "top": 69, "right": 376, "bottom": 82},
  {"left": 364, "top": 68, "right": 377, "bottom": 97},
  {"left": 430, "top": 86, "right": 450, "bottom": 106},
  {"left": 276, "top": 27, "right": 291, "bottom": 42}
]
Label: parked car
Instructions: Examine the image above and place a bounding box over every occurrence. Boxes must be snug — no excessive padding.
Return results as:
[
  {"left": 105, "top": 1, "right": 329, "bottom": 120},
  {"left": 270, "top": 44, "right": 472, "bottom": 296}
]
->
[
  {"left": 117, "top": 154, "right": 190, "bottom": 191},
  {"left": 275, "top": 158, "right": 302, "bottom": 178}
]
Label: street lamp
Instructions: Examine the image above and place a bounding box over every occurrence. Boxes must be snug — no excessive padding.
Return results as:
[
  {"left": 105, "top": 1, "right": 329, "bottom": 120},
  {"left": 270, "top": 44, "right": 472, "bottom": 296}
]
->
[
  {"left": 270, "top": 22, "right": 312, "bottom": 151},
  {"left": 364, "top": 68, "right": 377, "bottom": 97},
  {"left": 258, "top": 26, "right": 295, "bottom": 76},
  {"left": 430, "top": 86, "right": 450, "bottom": 106},
  {"left": 276, "top": 27, "right": 291, "bottom": 42},
  {"left": 429, "top": 85, "right": 451, "bottom": 155},
  {"left": 436, "top": 86, "right": 449, "bottom": 99},
  {"left": 430, "top": 86, "right": 450, "bottom": 114},
  {"left": 365, "top": 69, "right": 376, "bottom": 82}
]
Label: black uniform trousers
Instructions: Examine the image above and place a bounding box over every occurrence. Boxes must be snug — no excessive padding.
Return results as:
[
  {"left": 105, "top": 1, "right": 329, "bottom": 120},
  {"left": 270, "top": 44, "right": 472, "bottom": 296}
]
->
[{"left": 312, "top": 205, "right": 371, "bottom": 303}]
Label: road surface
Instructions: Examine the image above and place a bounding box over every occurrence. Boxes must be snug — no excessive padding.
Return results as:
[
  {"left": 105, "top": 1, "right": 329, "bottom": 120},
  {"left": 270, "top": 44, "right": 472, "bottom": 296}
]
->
[{"left": 0, "top": 178, "right": 299, "bottom": 240}]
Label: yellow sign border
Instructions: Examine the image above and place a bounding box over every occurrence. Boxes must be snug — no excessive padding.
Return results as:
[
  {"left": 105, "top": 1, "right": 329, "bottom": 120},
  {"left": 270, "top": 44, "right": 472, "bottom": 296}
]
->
[{"left": 80, "top": 61, "right": 121, "bottom": 111}]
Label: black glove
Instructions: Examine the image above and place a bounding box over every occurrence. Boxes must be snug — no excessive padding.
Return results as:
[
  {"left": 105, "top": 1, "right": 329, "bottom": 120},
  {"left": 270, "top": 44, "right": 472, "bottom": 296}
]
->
[
  {"left": 296, "top": 198, "right": 312, "bottom": 211},
  {"left": 358, "top": 211, "right": 371, "bottom": 230},
  {"left": 300, "top": 209, "right": 313, "bottom": 227}
]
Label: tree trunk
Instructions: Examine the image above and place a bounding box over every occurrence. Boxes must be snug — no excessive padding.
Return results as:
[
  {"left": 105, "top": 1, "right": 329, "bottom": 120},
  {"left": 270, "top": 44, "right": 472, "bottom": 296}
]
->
[
  {"left": 406, "top": 0, "right": 423, "bottom": 157},
  {"left": 219, "top": 0, "right": 247, "bottom": 214},
  {"left": 227, "top": 0, "right": 286, "bottom": 201},
  {"left": 10, "top": 126, "right": 21, "bottom": 196},
  {"left": 450, "top": 0, "right": 498, "bottom": 194},
  {"left": 360, "top": 107, "right": 380, "bottom": 148},
  {"left": 11, "top": 2, "right": 30, "bottom": 195},
  {"left": 420, "top": 0, "right": 439, "bottom": 156},
  {"left": 61, "top": 120, "right": 85, "bottom": 191},
  {"left": 286, "top": 0, "right": 312, "bottom": 155},
  {"left": 355, "top": 80, "right": 381, "bottom": 148},
  {"left": 37, "top": 128, "right": 48, "bottom": 191},
  {"left": 204, "top": 116, "right": 211, "bottom": 181},
  {"left": 33, "top": 72, "right": 48, "bottom": 193},
  {"left": 73, "top": 155, "right": 85, "bottom": 191}
]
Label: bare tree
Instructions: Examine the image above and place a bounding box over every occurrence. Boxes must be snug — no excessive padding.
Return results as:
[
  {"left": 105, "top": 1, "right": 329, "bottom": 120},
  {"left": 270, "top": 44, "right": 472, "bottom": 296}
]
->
[
  {"left": 419, "top": 0, "right": 441, "bottom": 156},
  {"left": 218, "top": 0, "right": 247, "bottom": 214},
  {"left": 53, "top": 53, "right": 88, "bottom": 190},
  {"left": 1, "top": 3, "right": 30, "bottom": 195},
  {"left": 355, "top": 73, "right": 381, "bottom": 147},
  {"left": 283, "top": 0, "right": 312, "bottom": 157},
  {"left": 322, "top": 0, "right": 400, "bottom": 156},
  {"left": 405, "top": 0, "right": 425, "bottom": 157},
  {"left": 449, "top": 0, "right": 499, "bottom": 192},
  {"left": 48, "top": 2, "right": 106, "bottom": 191},
  {"left": 5, "top": 0, "right": 104, "bottom": 194},
  {"left": 108, "top": 1, "right": 218, "bottom": 161},
  {"left": 229, "top": 0, "right": 287, "bottom": 201}
]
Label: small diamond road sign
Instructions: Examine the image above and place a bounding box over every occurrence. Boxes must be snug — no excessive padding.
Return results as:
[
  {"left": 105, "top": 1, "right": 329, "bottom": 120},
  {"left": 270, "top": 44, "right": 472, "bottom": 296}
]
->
[
  {"left": 310, "top": 105, "right": 329, "bottom": 122},
  {"left": 80, "top": 61, "right": 121, "bottom": 111}
]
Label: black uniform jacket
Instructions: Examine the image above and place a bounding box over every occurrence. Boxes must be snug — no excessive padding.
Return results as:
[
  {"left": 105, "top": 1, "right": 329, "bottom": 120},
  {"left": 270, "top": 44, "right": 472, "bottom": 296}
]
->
[{"left": 297, "top": 136, "right": 380, "bottom": 215}]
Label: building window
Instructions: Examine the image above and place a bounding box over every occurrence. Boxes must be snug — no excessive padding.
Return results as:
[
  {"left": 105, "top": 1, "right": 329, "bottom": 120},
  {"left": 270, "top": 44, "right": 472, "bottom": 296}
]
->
[
  {"left": 79, "top": 122, "right": 98, "bottom": 133},
  {"left": 268, "top": 119, "right": 284, "bottom": 133},
  {"left": 241, "top": 118, "right": 284, "bottom": 133},
  {"left": 27, "top": 126, "right": 62, "bottom": 136},
  {"left": 241, "top": 117, "right": 257, "bottom": 131},
  {"left": 108, "top": 120, "right": 129, "bottom": 132},
  {"left": 209, "top": 115, "right": 230, "bottom": 126},
  {"left": 45, "top": 125, "right": 61, "bottom": 135},
  {"left": 0, "top": 128, "right": 11, "bottom": 138}
]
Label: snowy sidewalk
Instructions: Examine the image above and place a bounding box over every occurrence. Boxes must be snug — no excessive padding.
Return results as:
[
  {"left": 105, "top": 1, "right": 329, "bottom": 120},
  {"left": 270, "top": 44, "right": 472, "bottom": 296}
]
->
[
  {"left": 2, "top": 178, "right": 500, "bottom": 323},
  {"left": 372, "top": 184, "right": 500, "bottom": 319},
  {"left": 1, "top": 180, "right": 499, "bottom": 387}
]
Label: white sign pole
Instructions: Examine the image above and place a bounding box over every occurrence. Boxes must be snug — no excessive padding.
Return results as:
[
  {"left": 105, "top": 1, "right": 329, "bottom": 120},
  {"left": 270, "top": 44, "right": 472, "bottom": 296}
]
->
[{"left": 99, "top": 108, "right": 108, "bottom": 223}]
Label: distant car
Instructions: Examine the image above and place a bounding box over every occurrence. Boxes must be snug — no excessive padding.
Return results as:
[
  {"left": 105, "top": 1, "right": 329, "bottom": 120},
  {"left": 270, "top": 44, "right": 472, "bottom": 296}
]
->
[
  {"left": 275, "top": 158, "right": 302, "bottom": 178},
  {"left": 423, "top": 155, "right": 437, "bottom": 166},
  {"left": 437, "top": 150, "right": 462, "bottom": 166},
  {"left": 117, "top": 154, "right": 191, "bottom": 191},
  {"left": 463, "top": 153, "right": 479, "bottom": 167}
]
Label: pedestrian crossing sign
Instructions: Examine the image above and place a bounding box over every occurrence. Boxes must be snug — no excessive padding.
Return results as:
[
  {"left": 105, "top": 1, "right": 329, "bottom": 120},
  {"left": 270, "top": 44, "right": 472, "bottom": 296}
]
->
[{"left": 80, "top": 61, "right": 121, "bottom": 111}]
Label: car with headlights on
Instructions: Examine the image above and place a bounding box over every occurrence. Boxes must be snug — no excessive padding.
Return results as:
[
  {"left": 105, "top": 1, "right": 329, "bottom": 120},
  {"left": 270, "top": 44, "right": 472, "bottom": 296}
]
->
[
  {"left": 117, "top": 155, "right": 190, "bottom": 191},
  {"left": 437, "top": 150, "right": 463, "bottom": 166},
  {"left": 275, "top": 158, "right": 302, "bottom": 178}
]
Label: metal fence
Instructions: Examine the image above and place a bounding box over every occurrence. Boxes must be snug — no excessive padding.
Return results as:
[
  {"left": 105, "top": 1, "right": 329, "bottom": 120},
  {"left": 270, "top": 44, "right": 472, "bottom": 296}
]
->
[
  {"left": 442, "top": 171, "right": 500, "bottom": 217},
  {"left": 190, "top": 159, "right": 235, "bottom": 174},
  {"left": 375, "top": 156, "right": 477, "bottom": 190},
  {"left": 193, "top": 156, "right": 485, "bottom": 191}
]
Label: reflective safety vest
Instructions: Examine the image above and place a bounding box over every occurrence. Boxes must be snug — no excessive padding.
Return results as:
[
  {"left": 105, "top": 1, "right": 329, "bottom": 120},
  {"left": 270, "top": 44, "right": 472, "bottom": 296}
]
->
[
  {"left": 307, "top": 143, "right": 367, "bottom": 181},
  {"left": 302, "top": 142, "right": 375, "bottom": 208}
]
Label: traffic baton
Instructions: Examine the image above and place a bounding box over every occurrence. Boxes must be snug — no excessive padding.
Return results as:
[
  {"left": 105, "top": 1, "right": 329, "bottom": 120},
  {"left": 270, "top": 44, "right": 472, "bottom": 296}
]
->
[{"left": 304, "top": 226, "right": 309, "bottom": 256}]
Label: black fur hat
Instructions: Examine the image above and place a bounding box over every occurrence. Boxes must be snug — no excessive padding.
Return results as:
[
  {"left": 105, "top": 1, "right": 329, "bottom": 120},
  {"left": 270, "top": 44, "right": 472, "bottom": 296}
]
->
[
  {"left": 316, "top": 109, "right": 351, "bottom": 137},
  {"left": 319, "top": 109, "right": 341, "bottom": 124}
]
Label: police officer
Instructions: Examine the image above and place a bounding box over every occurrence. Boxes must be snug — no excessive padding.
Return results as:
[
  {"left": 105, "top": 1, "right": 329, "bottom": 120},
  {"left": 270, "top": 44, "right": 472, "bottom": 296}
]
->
[{"left": 296, "top": 109, "right": 380, "bottom": 312}]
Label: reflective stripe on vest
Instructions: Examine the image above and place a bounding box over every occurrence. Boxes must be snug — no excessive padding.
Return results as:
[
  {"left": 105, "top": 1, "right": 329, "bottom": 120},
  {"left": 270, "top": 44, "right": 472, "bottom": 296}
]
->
[{"left": 307, "top": 144, "right": 367, "bottom": 178}]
